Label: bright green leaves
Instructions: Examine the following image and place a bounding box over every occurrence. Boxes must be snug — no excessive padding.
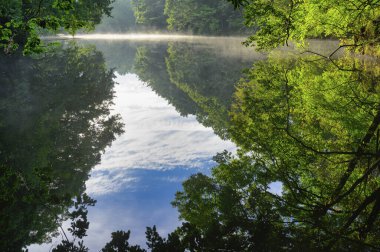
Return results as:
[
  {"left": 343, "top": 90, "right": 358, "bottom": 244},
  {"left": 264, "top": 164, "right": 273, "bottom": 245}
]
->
[
  {"left": 172, "top": 152, "right": 290, "bottom": 251},
  {"left": 0, "top": 45, "right": 124, "bottom": 250},
  {"left": 0, "top": 0, "right": 114, "bottom": 54},
  {"left": 53, "top": 0, "right": 75, "bottom": 12},
  {"left": 232, "top": 0, "right": 380, "bottom": 54},
  {"left": 164, "top": 0, "right": 244, "bottom": 34},
  {"left": 131, "top": 0, "right": 167, "bottom": 28},
  {"left": 0, "top": 20, "right": 21, "bottom": 54},
  {"left": 172, "top": 173, "right": 218, "bottom": 229},
  {"left": 129, "top": 0, "right": 244, "bottom": 34},
  {"left": 232, "top": 56, "right": 380, "bottom": 161},
  {"left": 171, "top": 52, "right": 380, "bottom": 250},
  {"left": 240, "top": 0, "right": 304, "bottom": 49},
  {"left": 228, "top": 55, "right": 380, "bottom": 249}
]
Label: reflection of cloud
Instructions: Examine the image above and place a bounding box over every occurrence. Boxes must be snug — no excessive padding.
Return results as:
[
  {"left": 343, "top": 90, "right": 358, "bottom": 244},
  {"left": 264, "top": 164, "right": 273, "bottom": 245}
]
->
[
  {"left": 86, "top": 169, "right": 139, "bottom": 195},
  {"left": 83, "top": 197, "right": 180, "bottom": 250},
  {"left": 86, "top": 73, "right": 236, "bottom": 196},
  {"left": 160, "top": 176, "right": 187, "bottom": 183},
  {"left": 83, "top": 168, "right": 199, "bottom": 251},
  {"left": 268, "top": 181, "right": 283, "bottom": 196},
  {"left": 29, "top": 72, "right": 235, "bottom": 251}
]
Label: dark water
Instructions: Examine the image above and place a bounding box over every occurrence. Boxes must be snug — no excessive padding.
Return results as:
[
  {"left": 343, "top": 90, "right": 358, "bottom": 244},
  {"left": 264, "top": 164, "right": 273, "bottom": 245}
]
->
[{"left": 1, "top": 37, "right": 379, "bottom": 251}]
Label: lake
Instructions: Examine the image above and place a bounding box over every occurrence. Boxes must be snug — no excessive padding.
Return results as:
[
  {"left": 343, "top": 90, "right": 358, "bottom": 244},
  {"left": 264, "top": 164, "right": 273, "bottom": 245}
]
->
[{"left": 1, "top": 35, "right": 379, "bottom": 251}]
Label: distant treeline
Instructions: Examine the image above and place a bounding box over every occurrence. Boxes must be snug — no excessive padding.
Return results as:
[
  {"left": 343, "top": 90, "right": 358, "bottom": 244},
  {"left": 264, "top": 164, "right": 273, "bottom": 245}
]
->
[{"left": 95, "top": 0, "right": 247, "bottom": 35}]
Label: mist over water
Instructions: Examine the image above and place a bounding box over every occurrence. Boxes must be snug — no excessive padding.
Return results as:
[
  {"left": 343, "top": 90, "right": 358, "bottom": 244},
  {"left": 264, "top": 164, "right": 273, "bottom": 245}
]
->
[
  {"left": 54, "top": 33, "right": 341, "bottom": 60},
  {"left": 6, "top": 26, "right": 376, "bottom": 252},
  {"left": 13, "top": 32, "right": 346, "bottom": 251},
  {"left": 58, "top": 33, "right": 247, "bottom": 41},
  {"left": 25, "top": 35, "right": 255, "bottom": 251},
  {"left": 1, "top": 0, "right": 379, "bottom": 249}
]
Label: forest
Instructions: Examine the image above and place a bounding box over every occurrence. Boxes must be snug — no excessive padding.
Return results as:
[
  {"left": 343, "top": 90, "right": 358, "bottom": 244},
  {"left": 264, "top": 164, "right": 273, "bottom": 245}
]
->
[
  {"left": 97, "top": 0, "right": 246, "bottom": 34},
  {"left": 1, "top": 0, "right": 380, "bottom": 251},
  {"left": 1, "top": 0, "right": 380, "bottom": 54}
]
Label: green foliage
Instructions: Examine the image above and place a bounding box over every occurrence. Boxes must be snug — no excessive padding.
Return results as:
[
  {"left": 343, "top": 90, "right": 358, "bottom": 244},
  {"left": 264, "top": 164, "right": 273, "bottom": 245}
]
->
[
  {"left": 0, "top": 45, "right": 123, "bottom": 251},
  {"left": 132, "top": 41, "right": 259, "bottom": 139},
  {"left": 159, "top": 53, "right": 380, "bottom": 251},
  {"left": 227, "top": 55, "right": 380, "bottom": 249},
  {"left": 128, "top": 0, "right": 245, "bottom": 34},
  {"left": 164, "top": 0, "right": 245, "bottom": 34},
  {"left": 52, "top": 194, "right": 96, "bottom": 252},
  {"left": 0, "top": 0, "right": 114, "bottom": 54},
  {"left": 102, "top": 230, "right": 145, "bottom": 252},
  {"left": 172, "top": 158, "right": 289, "bottom": 251},
  {"left": 68, "top": 194, "right": 97, "bottom": 239},
  {"left": 101, "top": 227, "right": 185, "bottom": 252},
  {"left": 131, "top": 0, "right": 167, "bottom": 28},
  {"left": 132, "top": 41, "right": 249, "bottom": 138},
  {"left": 52, "top": 240, "right": 89, "bottom": 252},
  {"left": 165, "top": 42, "right": 254, "bottom": 139},
  {"left": 228, "top": 0, "right": 380, "bottom": 53},
  {"left": 133, "top": 44, "right": 199, "bottom": 116}
]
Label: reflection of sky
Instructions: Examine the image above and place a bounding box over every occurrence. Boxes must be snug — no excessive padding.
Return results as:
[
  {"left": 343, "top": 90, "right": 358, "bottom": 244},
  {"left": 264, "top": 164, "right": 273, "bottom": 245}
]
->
[
  {"left": 29, "top": 73, "right": 235, "bottom": 251},
  {"left": 83, "top": 168, "right": 211, "bottom": 250},
  {"left": 86, "top": 73, "right": 236, "bottom": 196},
  {"left": 83, "top": 73, "right": 235, "bottom": 250}
]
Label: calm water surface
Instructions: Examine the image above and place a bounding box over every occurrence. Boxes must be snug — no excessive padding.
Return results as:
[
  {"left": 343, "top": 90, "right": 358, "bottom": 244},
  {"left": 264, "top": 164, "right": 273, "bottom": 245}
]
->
[
  {"left": 27, "top": 37, "right": 266, "bottom": 251},
  {"left": 1, "top": 36, "right": 350, "bottom": 251}
]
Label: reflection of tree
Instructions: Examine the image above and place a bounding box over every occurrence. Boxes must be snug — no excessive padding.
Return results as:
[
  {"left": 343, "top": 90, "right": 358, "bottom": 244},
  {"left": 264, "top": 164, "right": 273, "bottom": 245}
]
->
[
  {"left": 0, "top": 45, "right": 123, "bottom": 251},
  {"left": 229, "top": 57, "right": 380, "bottom": 249},
  {"left": 83, "top": 40, "right": 138, "bottom": 75},
  {"left": 170, "top": 56, "right": 380, "bottom": 250},
  {"left": 132, "top": 42, "right": 255, "bottom": 139},
  {"left": 165, "top": 42, "right": 254, "bottom": 139},
  {"left": 172, "top": 157, "right": 290, "bottom": 251},
  {"left": 133, "top": 44, "right": 199, "bottom": 117}
]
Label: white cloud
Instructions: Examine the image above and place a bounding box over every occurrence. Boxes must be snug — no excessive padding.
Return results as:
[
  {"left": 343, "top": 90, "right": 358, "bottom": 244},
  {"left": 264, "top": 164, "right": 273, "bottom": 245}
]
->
[
  {"left": 82, "top": 199, "right": 181, "bottom": 251},
  {"left": 86, "top": 169, "right": 139, "bottom": 195},
  {"left": 86, "top": 73, "right": 236, "bottom": 196},
  {"left": 268, "top": 181, "right": 283, "bottom": 196}
]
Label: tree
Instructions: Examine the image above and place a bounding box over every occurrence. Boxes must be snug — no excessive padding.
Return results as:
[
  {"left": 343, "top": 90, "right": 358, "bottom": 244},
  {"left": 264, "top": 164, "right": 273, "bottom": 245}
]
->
[
  {"left": 52, "top": 194, "right": 96, "bottom": 252},
  {"left": 0, "top": 0, "right": 114, "bottom": 54},
  {"left": 165, "top": 0, "right": 245, "bottom": 34},
  {"left": 102, "top": 231, "right": 145, "bottom": 252},
  {"left": 0, "top": 45, "right": 124, "bottom": 251},
  {"left": 172, "top": 158, "right": 291, "bottom": 251},
  {"left": 228, "top": 54, "right": 380, "bottom": 250},
  {"left": 131, "top": 0, "right": 167, "bottom": 29},
  {"left": 133, "top": 44, "right": 199, "bottom": 116},
  {"left": 227, "top": 0, "right": 380, "bottom": 55},
  {"left": 165, "top": 42, "right": 254, "bottom": 139},
  {"left": 165, "top": 54, "right": 380, "bottom": 251}
]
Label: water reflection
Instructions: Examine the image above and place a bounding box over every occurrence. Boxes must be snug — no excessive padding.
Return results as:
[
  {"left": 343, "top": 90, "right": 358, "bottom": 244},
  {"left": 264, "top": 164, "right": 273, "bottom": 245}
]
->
[
  {"left": 86, "top": 73, "right": 235, "bottom": 195},
  {"left": 25, "top": 38, "right": 249, "bottom": 251},
  {"left": 230, "top": 55, "right": 380, "bottom": 249},
  {"left": 4, "top": 37, "right": 380, "bottom": 251},
  {"left": 0, "top": 45, "right": 123, "bottom": 250},
  {"left": 170, "top": 54, "right": 380, "bottom": 251}
]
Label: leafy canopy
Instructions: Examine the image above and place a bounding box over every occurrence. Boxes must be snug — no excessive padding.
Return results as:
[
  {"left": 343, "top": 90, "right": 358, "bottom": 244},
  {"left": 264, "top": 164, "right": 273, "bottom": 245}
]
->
[
  {"left": 0, "top": 0, "right": 114, "bottom": 54},
  {"left": 227, "top": 0, "right": 380, "bottom": 54}
]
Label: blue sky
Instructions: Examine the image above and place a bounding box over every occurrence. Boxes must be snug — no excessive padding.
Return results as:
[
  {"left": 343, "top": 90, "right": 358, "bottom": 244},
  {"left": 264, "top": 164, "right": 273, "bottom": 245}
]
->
[
  {"left": 82, "top": 73, "right": 236, "bottom": 250},
  {"left": 29, "top": 72, "right": 235, "bottom": 251}
]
